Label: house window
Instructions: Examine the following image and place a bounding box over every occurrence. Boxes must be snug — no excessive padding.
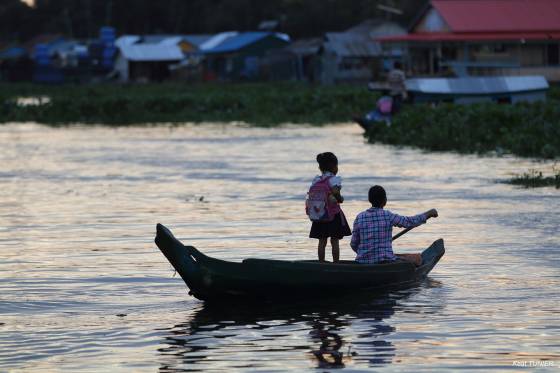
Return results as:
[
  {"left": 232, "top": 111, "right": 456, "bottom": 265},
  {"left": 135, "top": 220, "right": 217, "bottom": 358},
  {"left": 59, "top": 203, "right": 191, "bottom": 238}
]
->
[{"left": 547, "top": 43, "right": 559, "bottom": 66}]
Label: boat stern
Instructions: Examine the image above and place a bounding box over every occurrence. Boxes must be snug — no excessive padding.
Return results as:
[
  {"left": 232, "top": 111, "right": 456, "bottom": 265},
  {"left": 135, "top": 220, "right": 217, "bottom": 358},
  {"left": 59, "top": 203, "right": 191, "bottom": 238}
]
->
[{"left": 417, "top": 238, "right": 445, "bottom": 278}]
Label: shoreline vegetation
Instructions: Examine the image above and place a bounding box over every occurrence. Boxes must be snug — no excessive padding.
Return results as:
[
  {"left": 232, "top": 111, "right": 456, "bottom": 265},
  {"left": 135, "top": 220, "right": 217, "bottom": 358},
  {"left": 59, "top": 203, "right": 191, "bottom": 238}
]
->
[
  {"left": 364, "top": 85, "right": 560, "bottom": 160},
  {"left": 0, "top": 82, "right": 372, "bottom": 126},
  {"left": 505, "top": 168, "right": 560, "bottom": 189},
  {"left": 1, "top": 83, "right": 558, "bottom": 163}
]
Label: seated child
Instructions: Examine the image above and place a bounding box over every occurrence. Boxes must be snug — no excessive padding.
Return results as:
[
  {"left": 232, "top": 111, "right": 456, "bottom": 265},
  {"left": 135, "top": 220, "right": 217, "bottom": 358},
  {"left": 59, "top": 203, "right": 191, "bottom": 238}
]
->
[
  {"left": 363, "top": 91, "right": 393, "bottom": 126},
  {"left": 350, "top": 185, "right": 438, "bottom": 266}
]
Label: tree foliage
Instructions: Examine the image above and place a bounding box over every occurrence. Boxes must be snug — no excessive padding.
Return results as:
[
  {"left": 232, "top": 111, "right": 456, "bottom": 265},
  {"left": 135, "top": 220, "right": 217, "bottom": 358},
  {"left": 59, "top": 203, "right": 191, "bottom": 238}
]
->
[{"left": 4, "top": 0, "right": 425, "bottom": 41}]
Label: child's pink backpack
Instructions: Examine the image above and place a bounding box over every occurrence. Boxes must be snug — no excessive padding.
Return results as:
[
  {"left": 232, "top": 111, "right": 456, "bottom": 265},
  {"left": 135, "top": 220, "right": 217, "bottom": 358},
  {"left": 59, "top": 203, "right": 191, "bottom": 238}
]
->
[{"left": 305, "top": 176, "right": 337, "bottom": 222}]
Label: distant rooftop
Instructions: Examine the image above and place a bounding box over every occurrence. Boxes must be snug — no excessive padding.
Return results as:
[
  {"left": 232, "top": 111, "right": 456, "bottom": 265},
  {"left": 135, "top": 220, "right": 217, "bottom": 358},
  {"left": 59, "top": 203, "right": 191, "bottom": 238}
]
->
[
  {"left": 381, "top": 0, "right": 560, "bottom": 43},
  {"left": 142, "top": 34, "right": 213, "bottom": 47},
  {"left": 406, "top": 75, "right": 549, "bottom": 95},
  {"left": 118, "top": 44, "right": 183, "bottom": 61},
  {"left": 202, "top": 32, "right": 289, "bottom": 53},
  {"left": 431, "top": 0, "right": 560, "bottom": 33}
]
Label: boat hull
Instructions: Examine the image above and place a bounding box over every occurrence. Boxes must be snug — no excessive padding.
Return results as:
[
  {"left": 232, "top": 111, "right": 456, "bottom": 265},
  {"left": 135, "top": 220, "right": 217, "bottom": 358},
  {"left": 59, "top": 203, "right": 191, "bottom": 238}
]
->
[{"left": 155, "top": 223, "right": 445, "bottom": 302}]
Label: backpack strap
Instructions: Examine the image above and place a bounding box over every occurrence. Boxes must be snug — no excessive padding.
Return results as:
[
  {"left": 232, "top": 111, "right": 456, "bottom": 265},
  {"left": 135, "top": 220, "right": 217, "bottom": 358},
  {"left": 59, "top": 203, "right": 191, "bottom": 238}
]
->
[{"left": 318, "top": 175, "right": 334, "bottom": 187}]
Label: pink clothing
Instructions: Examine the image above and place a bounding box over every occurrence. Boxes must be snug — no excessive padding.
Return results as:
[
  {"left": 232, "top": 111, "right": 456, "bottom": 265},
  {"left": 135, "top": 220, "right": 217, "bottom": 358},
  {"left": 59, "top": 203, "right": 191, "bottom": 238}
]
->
[{"left": 310, "top": 173, "right": 341, "bottom": 216}]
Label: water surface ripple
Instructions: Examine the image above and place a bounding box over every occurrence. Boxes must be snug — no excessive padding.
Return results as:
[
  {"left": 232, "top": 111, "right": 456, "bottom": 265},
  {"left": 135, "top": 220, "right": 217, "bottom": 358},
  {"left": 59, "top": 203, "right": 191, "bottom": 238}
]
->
[{"left": 0, "top": 123, "right": 558, "bottom": 372}]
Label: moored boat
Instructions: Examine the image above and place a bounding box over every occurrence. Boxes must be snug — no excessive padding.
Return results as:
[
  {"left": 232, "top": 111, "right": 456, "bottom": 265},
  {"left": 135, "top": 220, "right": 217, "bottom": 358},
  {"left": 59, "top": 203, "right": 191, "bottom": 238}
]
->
[{"left": 155, "top": 223, "right": 445, "bottom": 302}]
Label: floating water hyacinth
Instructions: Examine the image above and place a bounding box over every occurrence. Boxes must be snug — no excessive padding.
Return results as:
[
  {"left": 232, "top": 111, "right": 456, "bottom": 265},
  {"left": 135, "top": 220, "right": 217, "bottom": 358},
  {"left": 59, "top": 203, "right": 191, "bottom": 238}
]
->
[
  {"left": 0, "top": 82, "right": 373, "bottom": 126},
  {"left": 507, "top": 166, "right": 560, "bottom": 188},
  {"left": 365, "top": 94, "right": 560, "bottom": 159}
]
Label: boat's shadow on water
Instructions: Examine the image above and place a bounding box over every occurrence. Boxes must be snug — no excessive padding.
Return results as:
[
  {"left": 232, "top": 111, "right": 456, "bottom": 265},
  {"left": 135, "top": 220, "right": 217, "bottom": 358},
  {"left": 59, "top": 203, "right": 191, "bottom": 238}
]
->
[{"left": 156, "top": 279, "right": 443, "bottom": 372}]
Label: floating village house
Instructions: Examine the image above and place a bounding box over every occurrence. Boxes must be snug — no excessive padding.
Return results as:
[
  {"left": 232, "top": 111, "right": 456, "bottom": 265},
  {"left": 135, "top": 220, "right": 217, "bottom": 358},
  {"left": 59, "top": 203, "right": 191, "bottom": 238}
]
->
[
  {"left": 264, "top": 37, "right": 324, "bottom": 82},
  {"left": 21, "top": 34, "right": 66, "bottom": 83},
  {"left": 0, "top": 28, "right": 116, "bottom": 83},
  {"left": 201, "top": 32, "right": 290, "bottom": 80},
  {"left": 264, "top": 20, "right": 405, "bottom": 84},
  {"left": 145, "top": 35, "right": 213, "bottom": 81},
  {"left": 142, "top": 34, "right": 212, "bottom": 55},
  {"left": 114, "top": 36, "right": 184, "bottom": 82},
  {"left": 378, "top": 0, "right": 560, "bottom": 82},
  {"left": 320, "top": 20, "right": 406, "bottom": 84},
  {"left": 0, "top": 44, "right": 31, "bottom": 82}
]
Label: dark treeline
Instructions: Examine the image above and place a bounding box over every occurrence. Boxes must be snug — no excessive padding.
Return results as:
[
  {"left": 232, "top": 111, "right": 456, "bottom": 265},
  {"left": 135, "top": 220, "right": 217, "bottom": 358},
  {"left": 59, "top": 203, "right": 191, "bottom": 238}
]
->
[{"left": 2, "top": 0, "right": 425, "bottom": 42}]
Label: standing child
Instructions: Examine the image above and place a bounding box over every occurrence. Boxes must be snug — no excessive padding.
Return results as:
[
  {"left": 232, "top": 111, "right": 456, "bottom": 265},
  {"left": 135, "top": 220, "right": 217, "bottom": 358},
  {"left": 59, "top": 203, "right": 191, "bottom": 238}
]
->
[{"left": 306, "top": 152, "right": 351, "bottom": 262}]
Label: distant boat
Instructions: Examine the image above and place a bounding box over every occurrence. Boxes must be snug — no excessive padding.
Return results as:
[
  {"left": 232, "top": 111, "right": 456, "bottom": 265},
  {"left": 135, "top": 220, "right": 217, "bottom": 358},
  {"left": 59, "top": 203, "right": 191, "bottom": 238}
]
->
[
  {"left": 406, "top": 75, "right": 549, "bottom": 105},
  {"left": 356, "top": 75, "right": 549, "bottom": 131},
  {"left": 154, "top": 223, "right": 445, "bottom": 303}
]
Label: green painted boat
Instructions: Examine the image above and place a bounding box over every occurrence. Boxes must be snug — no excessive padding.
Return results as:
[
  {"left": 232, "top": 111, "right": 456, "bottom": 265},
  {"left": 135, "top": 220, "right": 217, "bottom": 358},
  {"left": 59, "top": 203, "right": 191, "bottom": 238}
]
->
[{"left": 155, "top": 223, "right": 445, "bottom": 302}]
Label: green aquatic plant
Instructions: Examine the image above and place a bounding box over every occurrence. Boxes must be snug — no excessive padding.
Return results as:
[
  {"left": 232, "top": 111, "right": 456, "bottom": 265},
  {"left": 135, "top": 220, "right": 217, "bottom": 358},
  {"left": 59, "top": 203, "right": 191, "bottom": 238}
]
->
[
  {"left": 0, "top": 82, "right": 374, "bottom": 126},
  {"left": 365, "top": 99, "right": 560, "bottom": 159},
  {"left": 506, "top": 166, "right": 560, "bottom": 188}
]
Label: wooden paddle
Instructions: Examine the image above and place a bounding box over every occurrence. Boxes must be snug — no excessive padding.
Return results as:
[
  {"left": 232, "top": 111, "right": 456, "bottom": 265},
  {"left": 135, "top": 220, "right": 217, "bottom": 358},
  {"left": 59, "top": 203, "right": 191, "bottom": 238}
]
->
[{"left": 392, "top": 226, "right": 414, "bottom": 241}]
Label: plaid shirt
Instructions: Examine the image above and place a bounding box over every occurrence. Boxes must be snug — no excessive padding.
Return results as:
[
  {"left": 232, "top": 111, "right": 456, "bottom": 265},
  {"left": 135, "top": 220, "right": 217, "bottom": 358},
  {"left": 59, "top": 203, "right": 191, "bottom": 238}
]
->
[{"left": 350, "top": 208, "right": 427, "bottom": 264}]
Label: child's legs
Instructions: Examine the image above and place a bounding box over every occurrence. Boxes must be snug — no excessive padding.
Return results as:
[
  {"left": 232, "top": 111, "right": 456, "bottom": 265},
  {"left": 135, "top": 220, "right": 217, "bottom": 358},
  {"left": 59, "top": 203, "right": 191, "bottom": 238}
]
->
[
  {"left": 330, "top": 238, "right": 340, "bottom": 262},
  {"left": 317, "top": 238, "right": 328, "bottom": 261}
]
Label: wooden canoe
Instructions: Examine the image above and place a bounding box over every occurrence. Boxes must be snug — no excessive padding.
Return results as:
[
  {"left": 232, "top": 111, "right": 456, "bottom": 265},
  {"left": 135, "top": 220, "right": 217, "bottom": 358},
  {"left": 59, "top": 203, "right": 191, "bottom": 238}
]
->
[{"left": 155, "top": 223, "right": 445, "bottom": 302}]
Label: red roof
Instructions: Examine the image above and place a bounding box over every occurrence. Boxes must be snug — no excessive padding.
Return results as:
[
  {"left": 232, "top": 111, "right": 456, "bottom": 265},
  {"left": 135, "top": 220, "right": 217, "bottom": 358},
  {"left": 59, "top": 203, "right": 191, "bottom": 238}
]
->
[
  {"left": 381, "top": 31, "right": 560, "bottom": 42},
  {"left": 433, "top": 0, "right": 560, "bottom": 33},
  {"left": 379, "top": 0, "right": 560, "bottom": 43}
]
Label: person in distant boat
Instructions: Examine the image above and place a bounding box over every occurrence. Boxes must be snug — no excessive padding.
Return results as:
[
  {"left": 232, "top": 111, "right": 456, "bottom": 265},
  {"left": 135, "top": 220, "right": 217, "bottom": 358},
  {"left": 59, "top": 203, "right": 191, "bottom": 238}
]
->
[
  {"left": 350, "top": 185, "right": 438, "bottom": 266},
  {"left": 387, "top": 61, "right": 407, "bottom": 113},
  {"left": 306, "top": 152, "right": 351, "bottom": 262},
  {"left": 361, "top": 89, "right": 393, "bottom": 126}
]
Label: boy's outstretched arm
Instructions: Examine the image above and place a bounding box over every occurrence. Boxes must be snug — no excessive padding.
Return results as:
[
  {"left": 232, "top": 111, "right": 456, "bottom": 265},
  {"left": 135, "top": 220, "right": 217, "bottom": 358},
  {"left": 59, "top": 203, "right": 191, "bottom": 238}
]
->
[
  {"left": 424, "top": 209, "right": 438, "bottom": 219},
  {"left": 391, "top": 208, "right": 438, "bottom": 228}
]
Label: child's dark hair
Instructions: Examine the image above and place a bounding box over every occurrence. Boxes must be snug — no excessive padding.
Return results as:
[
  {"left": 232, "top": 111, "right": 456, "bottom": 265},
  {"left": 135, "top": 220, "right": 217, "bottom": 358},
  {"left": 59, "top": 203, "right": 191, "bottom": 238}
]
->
[
  {"left": 316, "top": 152, "right": 338, "bottom": 172},
  {"left": 368, "top": 185, "right": 387, "bottom": 207}
]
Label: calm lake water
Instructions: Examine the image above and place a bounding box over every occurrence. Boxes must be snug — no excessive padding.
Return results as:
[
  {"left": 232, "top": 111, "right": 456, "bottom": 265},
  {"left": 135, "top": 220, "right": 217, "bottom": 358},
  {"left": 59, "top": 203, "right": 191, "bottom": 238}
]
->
[{"left": 0, "top": 123, "right": 558, "bottom": 372}]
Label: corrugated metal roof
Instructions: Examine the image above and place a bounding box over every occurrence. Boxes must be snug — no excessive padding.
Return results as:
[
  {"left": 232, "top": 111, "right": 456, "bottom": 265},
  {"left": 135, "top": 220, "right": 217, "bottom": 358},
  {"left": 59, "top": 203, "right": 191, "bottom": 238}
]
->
[
  {"left": 406, "top": 75, "right": 549, "bottom": 94},
  {"left": 23, "top": 34, "right": 65, "bottom": 54},
  {"left": 116, "top": 35, "right": 141, "bottom": 49},
  {"left": 118, "top": 44, "right": 183, "bottom": 62},
  {"left": 432, "top": 0, "right": 560, "bottom": 33},
  {"left": 203, "top": 32, "right": 289, "bottom": 53},
  {"left": 324, "top": 32, "right": 381, "bottom": 57},
  {"left": 140, "top": 35, "right": 168, "bottom": 44},
  {"left": 0, "top": 46, "right": 27, "bottom": 59},
  {"left": 127, "top": 34, "right": 213, "bottom": 49},
  {"left": 200, "top": 32, "right": 239, "bottom": 51},
  {"left": 182, "top": 35, "right": 213, "bottom": 47},
  {"left": 159, "top": 37, "right": 183, "bottom": 46}
]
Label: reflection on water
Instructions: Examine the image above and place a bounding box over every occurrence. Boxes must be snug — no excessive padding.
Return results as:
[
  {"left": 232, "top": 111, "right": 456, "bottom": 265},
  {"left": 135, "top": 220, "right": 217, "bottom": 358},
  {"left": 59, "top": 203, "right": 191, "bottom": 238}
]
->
[
  {"left": 0, "top": 123, "right": 559, "bottom": 372},
  {"left": 157, "top": 287, "right": 435, "bottom": 372}
]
